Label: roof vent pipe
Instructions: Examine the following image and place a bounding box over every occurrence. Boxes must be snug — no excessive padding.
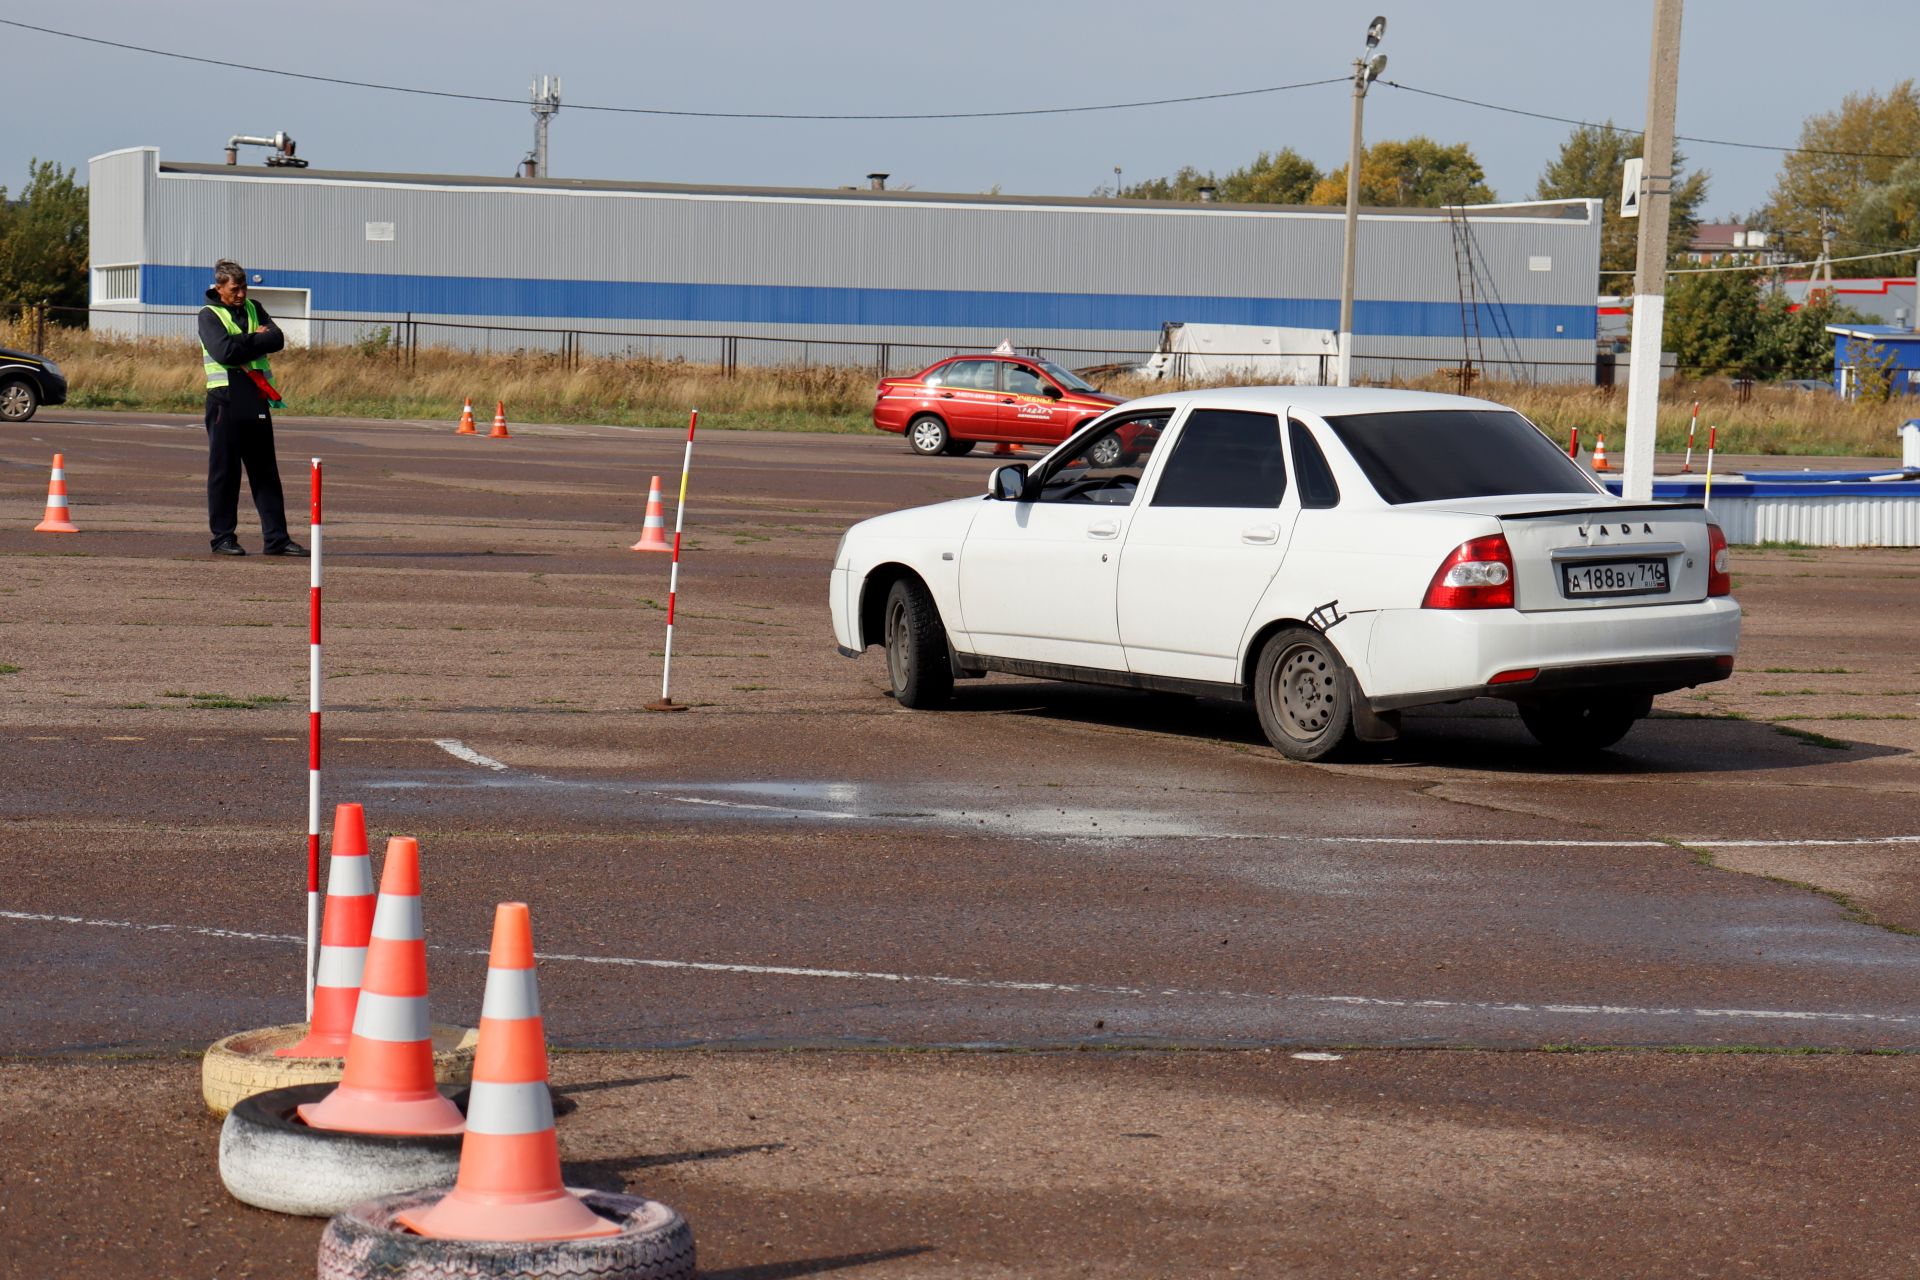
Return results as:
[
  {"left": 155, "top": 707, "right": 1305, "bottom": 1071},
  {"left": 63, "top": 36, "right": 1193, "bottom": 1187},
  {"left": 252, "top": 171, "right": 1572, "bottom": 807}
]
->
[
  {"left": 226, "top": 131, "right": 308, "bottom": 168},
  {"left": 1197, "top": 185, "right": 1217, "bottom": 202},
  {"left": 867, "top": 172, "right": 889, "bottom": 191}
]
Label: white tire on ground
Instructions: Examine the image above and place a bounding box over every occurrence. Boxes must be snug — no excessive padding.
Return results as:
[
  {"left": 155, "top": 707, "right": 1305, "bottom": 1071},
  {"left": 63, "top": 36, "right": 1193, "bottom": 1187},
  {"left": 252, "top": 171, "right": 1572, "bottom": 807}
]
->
[
  {"left": 319, "top": 1188, "right": 696, "bottom": 1280},
  {"left": 219, "top": 1083, "right": 466, "bottom": 1217},
  {"left": 200, "top": 1022, "right": 478, "bottom": 1117}
]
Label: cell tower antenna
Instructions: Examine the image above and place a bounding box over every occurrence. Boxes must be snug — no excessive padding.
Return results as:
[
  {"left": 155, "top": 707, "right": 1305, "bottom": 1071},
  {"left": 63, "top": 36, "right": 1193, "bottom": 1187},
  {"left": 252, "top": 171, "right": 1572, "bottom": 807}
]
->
[{"left": 528, "top": 75, "right": 561, "bottom": 177}]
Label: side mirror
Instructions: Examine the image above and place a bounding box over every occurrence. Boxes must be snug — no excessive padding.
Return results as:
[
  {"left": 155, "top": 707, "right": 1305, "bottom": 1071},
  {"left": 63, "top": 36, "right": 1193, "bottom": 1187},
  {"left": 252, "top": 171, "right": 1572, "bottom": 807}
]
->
[
  {"left": 1042, "top": 383, "right": 1064, "bottom": 399},
  {"left": 989, "top": 463, "right": 1028, "bottom": 501}
]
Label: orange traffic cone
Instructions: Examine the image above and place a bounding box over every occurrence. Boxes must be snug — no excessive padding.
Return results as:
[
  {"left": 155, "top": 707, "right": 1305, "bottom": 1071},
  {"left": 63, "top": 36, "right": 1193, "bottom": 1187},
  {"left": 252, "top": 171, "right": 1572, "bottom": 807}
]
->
[
  {"left": 991, "top": 442, "right": 1023, "bottom": 456},
  {"left": 630, "top": 476, "right": 672, "bottom": 553},
  {"left": 456, "top": 399, "right": 477, "bottom": 435},
  {"left": 488, "top": 401, "right": 511, "bottom": 439},
  {"left": 1592, "top": 431, "right": 1610, "bottom": 472},
  {"left": 279, "top": 803, "right": 375, "bottom": 1058},
  {"left": 397, "top": 903, "right": 617, "bottom": 1241},
  {"left": 297, "top": 836, "right": 465, "bottom": 1135},
  {"left": 33, "top": 454, "right": 78, "bottom": 533}
]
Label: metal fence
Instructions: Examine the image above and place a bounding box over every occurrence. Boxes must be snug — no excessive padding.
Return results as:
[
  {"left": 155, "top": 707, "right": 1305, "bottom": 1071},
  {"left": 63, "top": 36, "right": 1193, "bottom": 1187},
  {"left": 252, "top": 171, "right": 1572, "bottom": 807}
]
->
[{"left": 30, "top": 304, "right": 1861, "bottom": 395}]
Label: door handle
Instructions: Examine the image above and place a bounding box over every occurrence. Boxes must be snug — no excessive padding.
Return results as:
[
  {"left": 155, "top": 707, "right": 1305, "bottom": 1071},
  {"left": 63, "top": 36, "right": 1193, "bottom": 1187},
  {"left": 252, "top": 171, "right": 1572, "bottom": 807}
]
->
[
  {"left": 1001, "top": 397, "right": 1015, "bottom": 403},
  {"left": 939, "top": 392, "right": 955, "bottom": 399},
  {"left": 1241, "top": 524, "right": 1280, "bottom": 545},
  {"left": 1087, "top": 520, "right": 1120, "bottom": 539}
]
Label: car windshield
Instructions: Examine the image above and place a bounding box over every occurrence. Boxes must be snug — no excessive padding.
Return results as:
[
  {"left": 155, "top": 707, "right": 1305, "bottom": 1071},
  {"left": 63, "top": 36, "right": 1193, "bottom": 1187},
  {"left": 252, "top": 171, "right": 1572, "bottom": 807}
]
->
[
  {"left": 1038, "top": 360, "right": 1098, "bottom": 393},
  {"left": 1322, "top": 409, "right": 1597, "bottom": 504}
]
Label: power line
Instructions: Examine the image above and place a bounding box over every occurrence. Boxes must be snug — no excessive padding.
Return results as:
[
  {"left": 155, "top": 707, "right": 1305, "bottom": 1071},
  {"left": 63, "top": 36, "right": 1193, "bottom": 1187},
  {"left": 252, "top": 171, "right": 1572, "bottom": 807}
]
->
[
  {"left": 1597, "top": 246, "right": 1917, "bottom": 276},
  {"left": 0, "top": 18, "right": 1343, "bottom": 120},
  {"left": 1381, "top": 80, "right": 1920, "bottom": 162}
]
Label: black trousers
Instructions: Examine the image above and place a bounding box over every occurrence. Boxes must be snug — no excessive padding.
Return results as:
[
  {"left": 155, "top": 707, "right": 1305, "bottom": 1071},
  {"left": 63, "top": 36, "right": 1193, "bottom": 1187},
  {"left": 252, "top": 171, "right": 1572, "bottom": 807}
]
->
[{"left": 204, "top": 392, "right": 290, "bottom": 547}]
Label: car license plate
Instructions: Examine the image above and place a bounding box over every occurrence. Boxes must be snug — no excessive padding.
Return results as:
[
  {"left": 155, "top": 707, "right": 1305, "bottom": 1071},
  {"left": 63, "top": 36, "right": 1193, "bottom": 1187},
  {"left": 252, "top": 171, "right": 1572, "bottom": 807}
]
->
[{"left": 1561, "top": 559, "right": 1668, "bottom": 597}]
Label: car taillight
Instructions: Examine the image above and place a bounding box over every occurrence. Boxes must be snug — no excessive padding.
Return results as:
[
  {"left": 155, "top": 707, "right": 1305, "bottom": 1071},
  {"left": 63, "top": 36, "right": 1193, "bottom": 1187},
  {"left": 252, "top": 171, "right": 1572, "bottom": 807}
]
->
[
  {"left": 1422, "top": 534, "right": 1515, "bottom": 609},
  {"left": 1707, "top": 523, "right": 1731, "bottom": 597}
]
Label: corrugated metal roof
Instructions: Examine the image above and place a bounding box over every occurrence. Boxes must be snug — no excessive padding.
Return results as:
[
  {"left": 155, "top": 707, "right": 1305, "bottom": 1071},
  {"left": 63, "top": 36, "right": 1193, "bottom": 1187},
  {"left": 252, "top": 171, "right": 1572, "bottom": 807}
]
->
[{"left": 154, "top": 160, "right": 1592, "bottom": 221}]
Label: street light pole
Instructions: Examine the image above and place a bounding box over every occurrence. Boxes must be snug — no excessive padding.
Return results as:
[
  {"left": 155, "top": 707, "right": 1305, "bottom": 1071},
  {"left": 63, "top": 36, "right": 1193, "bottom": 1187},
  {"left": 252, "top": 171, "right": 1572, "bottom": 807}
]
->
[
  {"left": 1336, "top": 18, "right": 1387, "bottom": 388},
  {"left": 1621, "top": 0, "right": 1684, "bottom": 501}
]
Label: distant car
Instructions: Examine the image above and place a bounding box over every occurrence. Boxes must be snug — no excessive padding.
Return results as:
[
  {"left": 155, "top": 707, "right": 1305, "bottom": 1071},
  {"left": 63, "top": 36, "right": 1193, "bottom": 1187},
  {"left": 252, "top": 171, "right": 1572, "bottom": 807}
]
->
[
  {"left": 0, "top": 347, "right": 67, "bottom": 422},
  {"left": 831, "top": 387, "right": 1741, "bottom": 760},
  {"left": 874, "top": 354, "right": 1122, "bottom": 457},
  {"left": 1780, "top": 378, "right": 1833, "bottom": 394}
]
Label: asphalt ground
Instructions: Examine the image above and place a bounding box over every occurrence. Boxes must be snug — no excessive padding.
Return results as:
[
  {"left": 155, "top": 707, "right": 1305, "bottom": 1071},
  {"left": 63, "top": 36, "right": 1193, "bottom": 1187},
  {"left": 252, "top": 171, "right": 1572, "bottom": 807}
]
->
[{"left": 3, "top": 409, "right": 1918, "bottom": 1276}]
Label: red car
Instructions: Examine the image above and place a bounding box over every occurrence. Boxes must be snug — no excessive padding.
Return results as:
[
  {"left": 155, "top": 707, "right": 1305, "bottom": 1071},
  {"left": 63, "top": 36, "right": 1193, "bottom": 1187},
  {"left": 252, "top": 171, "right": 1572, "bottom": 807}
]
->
[{"left": 875, "top": 354, "right": 1123, "bottom": 457}]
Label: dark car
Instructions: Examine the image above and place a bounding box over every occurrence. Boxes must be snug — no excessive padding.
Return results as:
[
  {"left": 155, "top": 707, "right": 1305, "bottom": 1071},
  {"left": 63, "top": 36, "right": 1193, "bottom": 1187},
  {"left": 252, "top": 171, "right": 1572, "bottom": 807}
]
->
[
  {"left": 0, "top": 347, "right": 68, "bottom": 422},
  {"left": 874, "top": 353, "right": 1122, "bottom": 456}
]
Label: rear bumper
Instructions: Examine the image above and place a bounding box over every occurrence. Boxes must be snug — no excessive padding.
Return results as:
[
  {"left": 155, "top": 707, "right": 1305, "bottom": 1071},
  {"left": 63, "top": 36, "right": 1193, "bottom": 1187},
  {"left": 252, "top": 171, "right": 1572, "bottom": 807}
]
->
[{"left": 1364, "top": 598, "right": 1740, "bottom": 710}]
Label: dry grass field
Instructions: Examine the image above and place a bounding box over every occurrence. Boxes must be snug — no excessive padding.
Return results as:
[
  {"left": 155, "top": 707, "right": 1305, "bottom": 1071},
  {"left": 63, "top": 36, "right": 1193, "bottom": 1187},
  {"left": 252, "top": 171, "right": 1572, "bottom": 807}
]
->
[{"left": 15, "top": 323, "right": 1903, "bottom": 456}]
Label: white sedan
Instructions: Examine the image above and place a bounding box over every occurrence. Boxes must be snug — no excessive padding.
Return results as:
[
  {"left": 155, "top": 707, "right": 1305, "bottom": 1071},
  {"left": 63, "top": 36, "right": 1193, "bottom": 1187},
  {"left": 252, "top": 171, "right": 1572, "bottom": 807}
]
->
[{"left": 829, "top": 387, "right": 1740, "bottom": 759}]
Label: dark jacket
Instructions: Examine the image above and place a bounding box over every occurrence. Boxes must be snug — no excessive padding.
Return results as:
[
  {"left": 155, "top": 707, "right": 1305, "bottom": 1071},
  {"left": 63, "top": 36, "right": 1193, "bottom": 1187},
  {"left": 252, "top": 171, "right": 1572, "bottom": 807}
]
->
[{"left": 199, "top": 287, "right": 286, "bottom": 420}]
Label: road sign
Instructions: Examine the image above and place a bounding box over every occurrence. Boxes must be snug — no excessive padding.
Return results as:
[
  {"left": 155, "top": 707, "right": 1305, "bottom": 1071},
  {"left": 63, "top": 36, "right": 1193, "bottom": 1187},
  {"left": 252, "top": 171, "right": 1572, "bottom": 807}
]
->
[{"left": 1621, "top": 158, "right": 1643, "bottom": 219}]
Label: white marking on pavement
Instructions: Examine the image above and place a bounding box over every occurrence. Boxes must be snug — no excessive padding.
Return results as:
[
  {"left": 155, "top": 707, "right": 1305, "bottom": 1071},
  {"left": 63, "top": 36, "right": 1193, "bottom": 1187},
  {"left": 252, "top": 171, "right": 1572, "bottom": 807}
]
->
[
  {"left": 666, "top": 795, "right": 860, "bottom": 820},
  {"left": 1292, "top": 1052, "right": 1344, "bottom": 1061},
  {"left": 432, "top": 738, "right": 511, "bottom": 771},
  {"left": 2, "top": 908, "right": 1914, "bottom": 1033}
]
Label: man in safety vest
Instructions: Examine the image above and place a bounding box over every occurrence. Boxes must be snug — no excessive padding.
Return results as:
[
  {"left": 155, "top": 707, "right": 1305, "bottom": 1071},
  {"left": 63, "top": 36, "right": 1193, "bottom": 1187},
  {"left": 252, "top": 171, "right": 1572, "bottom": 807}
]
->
[{"left": 197, "top": 259, "right": 305, "bottom": 556}]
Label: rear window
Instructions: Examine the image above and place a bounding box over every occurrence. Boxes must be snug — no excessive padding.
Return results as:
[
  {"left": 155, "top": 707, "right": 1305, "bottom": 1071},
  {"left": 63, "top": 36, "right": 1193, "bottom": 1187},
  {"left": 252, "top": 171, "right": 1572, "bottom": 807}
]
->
[{"left": 1322, "top": 409, "right": 1596, "bottom": 505}]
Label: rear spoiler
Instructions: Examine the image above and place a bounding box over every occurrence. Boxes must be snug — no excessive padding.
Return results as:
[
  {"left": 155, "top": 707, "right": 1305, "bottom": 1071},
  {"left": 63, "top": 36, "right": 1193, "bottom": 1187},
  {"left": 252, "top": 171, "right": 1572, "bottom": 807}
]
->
[{"left": 1497, "top": 501, "right": 1705, "bottom": 519}]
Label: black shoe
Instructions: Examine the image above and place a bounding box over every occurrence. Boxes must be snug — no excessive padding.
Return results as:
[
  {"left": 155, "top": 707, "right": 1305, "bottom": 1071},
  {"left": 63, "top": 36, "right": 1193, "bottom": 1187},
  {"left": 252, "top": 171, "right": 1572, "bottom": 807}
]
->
[
  {"left": 264, "top": 541, "right": 309, "bottom": 558},
  {"left": 211, "top": 536, "right": 247, "bottom": 557}
]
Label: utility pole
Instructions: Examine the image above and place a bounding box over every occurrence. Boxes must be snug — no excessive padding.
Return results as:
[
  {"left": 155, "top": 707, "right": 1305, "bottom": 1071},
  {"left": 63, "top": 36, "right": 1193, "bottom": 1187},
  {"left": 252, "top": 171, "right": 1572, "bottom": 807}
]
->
[
  {"left": 1621, "top": 0, "right": 1683, "bottom": 502},
  {"left": 1336, "top": 17, "right": 1387, "bottom": 388},
  {"left": 527, "top": 75, "right": 562, "bottom": 178}
]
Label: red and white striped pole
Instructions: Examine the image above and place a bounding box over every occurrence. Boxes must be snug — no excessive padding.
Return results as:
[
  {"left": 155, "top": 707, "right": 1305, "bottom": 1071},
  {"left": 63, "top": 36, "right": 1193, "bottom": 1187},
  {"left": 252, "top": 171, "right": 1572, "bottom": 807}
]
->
[
  {"left": 306, "top": 457, "right": 323, "bottom": 1015},
  {"left": 647, "top": 410, "right": 697, "bottom": 713},
  {"left": 1681, "top": 400, "right": 1700, "bottom": 473}
]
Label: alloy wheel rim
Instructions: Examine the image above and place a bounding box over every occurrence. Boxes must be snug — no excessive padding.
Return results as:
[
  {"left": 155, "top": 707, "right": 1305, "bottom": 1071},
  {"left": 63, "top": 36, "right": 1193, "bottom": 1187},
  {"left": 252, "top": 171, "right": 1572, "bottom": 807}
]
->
[
  {"left": 887, "top": 599, "right": 909, "bottom": 687},
  {"left": 912, "top": 422, "right": 943, "bottom": 452},
  {"left": 0, "top": 386, "right": 27, "bottom": 416}
]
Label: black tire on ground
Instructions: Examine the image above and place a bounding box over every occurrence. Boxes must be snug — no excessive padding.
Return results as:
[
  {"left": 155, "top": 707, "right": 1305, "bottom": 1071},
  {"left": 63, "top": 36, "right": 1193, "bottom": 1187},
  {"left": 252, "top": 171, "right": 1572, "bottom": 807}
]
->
[
  {"left": 218, "top": 1083, "right": 464, "bottom": 1217},
  {"left": 1517, "top": 693, "right": 1650, "bottom": 753},
  {"left": 883, "top": 576, "right": 953, "bottom": 709},
  {"left": 907, "top": 414, "right": 950, "bottom": 456},
  {"left": 318, "top": 1188, "right": 695, "bottom": 1280},
  {"left": 1253, "top": 627, "right": 1357, "bottom": 762},
  {"left": 0, "top": 379, "right": 38, "bottom": 423},
  {"left": 942, "top": 439, "right": 977, "bottom": 456}
]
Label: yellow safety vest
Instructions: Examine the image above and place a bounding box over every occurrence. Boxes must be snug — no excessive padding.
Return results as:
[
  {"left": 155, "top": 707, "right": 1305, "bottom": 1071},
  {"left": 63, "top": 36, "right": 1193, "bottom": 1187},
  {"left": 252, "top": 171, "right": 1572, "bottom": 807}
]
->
[{"left": 201, "top": 299, "right": 275, "bottom": 390}]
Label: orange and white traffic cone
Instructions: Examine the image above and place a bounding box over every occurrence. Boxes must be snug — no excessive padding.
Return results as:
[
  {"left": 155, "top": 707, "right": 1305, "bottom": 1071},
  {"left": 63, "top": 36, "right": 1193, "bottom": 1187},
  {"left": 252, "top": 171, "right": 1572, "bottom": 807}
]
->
[
  {"left": 1592, "top": 431, "right": 1610, "bottom": 472},
  {"left": 456, "top": 399, "right": 477, "bottom": 435},
  {"left": 297, "top": 836, "right": 465, "bottom": 1135},
  {"left": 488, "top": 401, "right": 511, "bottom": 439},
  {"left": 33, "top": 453, "right": 78, "bottom": 533},
  {"left": 396, "top": 902, "right": 618, "bottom": 1241},
  {"left": 278, "top": 803, "right": 374, "bottom": 1058},
  {"left": 991, "top": 442, "right": 1023, "bottom": 456},
  {"left": 630, "top": 476, "right": 672, "bottom": 553}
]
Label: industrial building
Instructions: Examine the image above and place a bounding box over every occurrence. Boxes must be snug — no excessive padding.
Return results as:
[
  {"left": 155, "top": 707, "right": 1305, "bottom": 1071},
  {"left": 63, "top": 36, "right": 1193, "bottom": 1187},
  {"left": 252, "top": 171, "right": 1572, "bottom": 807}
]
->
[{"left": 88, "top": 145, "right": 1602, "bottom": 383}]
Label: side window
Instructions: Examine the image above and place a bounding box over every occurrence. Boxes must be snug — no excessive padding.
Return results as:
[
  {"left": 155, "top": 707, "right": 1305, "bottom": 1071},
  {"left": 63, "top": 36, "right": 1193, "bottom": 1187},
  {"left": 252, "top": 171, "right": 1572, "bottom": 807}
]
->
[
  {"left": 1150, "top": 409, "right": 1287, "bottom": 509},
  {"left": 1033, "top": 413, "right": 1170, "bottom": 505},
  {"left": 923, "top": 362, "right": 954, "bottom": 388},
  {"left": 1289, "top": 419, "right": 1341, "bottom": 509},
  {"left": 1004, "top": 364, "right": 1046, "bottom": 396},
  {"left": 953, "top": 360, "right": 996, "bottom": 390}
]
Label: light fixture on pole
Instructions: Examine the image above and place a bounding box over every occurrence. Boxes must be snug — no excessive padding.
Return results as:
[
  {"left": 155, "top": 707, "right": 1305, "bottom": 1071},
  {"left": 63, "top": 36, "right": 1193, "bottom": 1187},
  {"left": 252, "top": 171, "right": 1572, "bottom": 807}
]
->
[{"left": 1336, "top": 17, "right": 1387, "bottom": 388}]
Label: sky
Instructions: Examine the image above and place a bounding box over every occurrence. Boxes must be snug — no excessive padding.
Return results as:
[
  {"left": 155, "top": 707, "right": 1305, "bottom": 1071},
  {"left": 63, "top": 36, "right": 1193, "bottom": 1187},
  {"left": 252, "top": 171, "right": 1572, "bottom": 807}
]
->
[{"left": 5, "top": 1, "right": 1913, "bottom": 222}]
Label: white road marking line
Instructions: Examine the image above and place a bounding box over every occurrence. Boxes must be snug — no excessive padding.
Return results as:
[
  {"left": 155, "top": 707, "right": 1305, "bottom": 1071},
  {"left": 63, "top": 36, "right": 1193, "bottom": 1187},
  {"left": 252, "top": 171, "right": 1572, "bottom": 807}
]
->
[
  {"left": 431, "top": 738, "right": 511, "bottom": 771},
  {"left": 665, "top": 795, "right": 860, "bottom": 820},
  {"left": 1, "top": 908, "right": 1913, "bottom": 1032}
]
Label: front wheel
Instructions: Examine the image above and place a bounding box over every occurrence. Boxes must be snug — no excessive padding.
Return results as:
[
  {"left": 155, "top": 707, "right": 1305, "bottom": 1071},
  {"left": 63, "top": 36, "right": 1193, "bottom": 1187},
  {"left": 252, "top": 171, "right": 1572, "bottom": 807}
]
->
[
  {"left": 883, "top": 577, "right": 953, "bottom": 709},
  {"left": 1085, "top": 434, "right": 1124, "bottom": 468},
  {"left": 1517, "top": 693, "right": 1649, "bottom": 753},
  {"left": 0, "top": 379, "right": 38, "bottom": 422},
  {"left": 907, "top": 415, "right": 950, "bottom": 456},
  {"left": 1253, "top": 627, "right": 1356, "bottom": 761},
  {"left": 942, "top": 439, "right": 977, "bottom": 456}
]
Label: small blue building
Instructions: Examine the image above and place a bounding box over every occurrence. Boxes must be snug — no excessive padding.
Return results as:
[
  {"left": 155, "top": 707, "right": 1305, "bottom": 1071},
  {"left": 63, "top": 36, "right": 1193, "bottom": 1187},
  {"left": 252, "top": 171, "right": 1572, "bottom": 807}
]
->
[{"left": 1827, "top": 323, "right": 1920, "bottom": 397}]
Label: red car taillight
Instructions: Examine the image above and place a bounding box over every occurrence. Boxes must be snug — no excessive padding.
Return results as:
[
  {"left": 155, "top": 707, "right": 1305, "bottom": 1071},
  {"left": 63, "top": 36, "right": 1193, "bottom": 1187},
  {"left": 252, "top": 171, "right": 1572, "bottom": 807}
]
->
[
  {"left": 1422, "top": 534, "right": 1515, "bottom": 609},
  {"left": 1707, "top": 523, "right": 1731, "bottom": 597}
]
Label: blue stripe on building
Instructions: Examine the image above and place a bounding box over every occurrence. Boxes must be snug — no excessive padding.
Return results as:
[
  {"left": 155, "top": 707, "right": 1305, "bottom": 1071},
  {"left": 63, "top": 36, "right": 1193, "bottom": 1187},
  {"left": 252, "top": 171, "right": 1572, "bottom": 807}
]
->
[{"left": 144, "top": 264, "right": 1597, "bottom": 342}]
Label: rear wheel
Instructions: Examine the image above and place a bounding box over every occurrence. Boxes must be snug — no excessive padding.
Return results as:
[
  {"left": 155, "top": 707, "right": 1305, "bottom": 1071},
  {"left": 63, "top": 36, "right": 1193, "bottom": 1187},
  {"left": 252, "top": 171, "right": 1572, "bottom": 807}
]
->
[
  {"left": 1253, "top": 627, "right": 1355, "bottom": 761},
  {"left": 883, "top": 577, "right": 953, "bottom": 709},
  {"left": 942, "top": 439, "right": 977, "bottom": 456},
  {"left": 907, "top": 415, "right": 950, "bottom": 456},
  {"left": 0, "top": 379, "right": 38, "bottom": 422},
  {"left": 1086, "top": 434, "right": 1124, "bottom": 468},
  {"left": 1518, "top": 693, "right": 1650, "bottom": 753}
]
